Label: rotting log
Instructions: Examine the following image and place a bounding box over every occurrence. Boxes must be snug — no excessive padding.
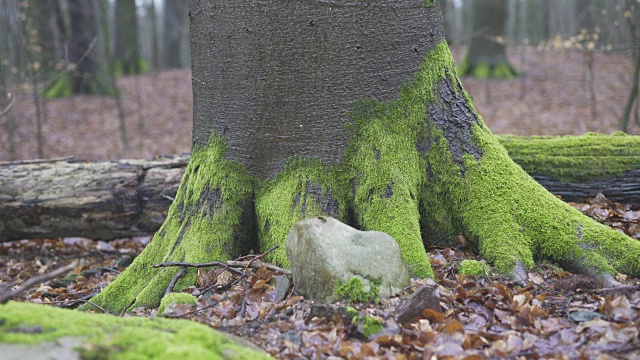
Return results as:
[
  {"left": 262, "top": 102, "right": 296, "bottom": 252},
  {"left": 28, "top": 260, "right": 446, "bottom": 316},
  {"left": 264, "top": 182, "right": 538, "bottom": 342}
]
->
[
  {"left": 0, "top": 155, "right": 188, "bottom": 242},
  {"left": 1, "top": 134, "right": 639, "bottom": 242}
]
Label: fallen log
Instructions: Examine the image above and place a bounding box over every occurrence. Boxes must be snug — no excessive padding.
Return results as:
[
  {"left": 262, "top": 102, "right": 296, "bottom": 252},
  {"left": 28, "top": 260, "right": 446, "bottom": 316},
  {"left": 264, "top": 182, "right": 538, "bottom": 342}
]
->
[
  {"left": 0, "top": 155, "right": 188, "bottom": 242},
  {"left": 1, "top": 133, "right": 639, "bottom": 242}
]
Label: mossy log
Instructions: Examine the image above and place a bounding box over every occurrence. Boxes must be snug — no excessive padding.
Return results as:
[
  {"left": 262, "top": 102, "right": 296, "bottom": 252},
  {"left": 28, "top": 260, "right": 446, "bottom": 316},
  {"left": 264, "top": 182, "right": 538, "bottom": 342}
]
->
[
  {"left": 2, "top": 134, "right": 640, "bottom": 242},
  {"left": 0, "top": 301, "right": 269, "bottom": 359}
]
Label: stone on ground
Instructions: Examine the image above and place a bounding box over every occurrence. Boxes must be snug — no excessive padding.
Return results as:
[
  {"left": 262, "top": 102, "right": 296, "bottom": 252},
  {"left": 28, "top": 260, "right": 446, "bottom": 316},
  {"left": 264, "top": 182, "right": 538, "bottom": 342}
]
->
[{"left": 286, "top": 216, "right": 411, "bottom": 302}]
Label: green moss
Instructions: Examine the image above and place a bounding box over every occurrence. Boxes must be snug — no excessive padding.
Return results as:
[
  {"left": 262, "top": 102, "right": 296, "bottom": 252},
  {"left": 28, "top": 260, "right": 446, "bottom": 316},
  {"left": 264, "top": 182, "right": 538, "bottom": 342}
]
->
[
  {"left": 158, "top": 293, "right": 197, "bottom": 315},
  {"left": 415, "top": 45, "right": 640, "bottom": 277},
  {"left": 81, "top": 135, "right": 254, "bottom": 313},
  {"left": 458, "top": 260, "right": 491, "bottom": 276},
  {"left": 113, "top": 58, "right": 150, "bottom": 76},
  {"left": 360, "top": 316, "right": 383, "bottom": 337},
  {"left": 355, "top": 38, "right": 640, "bottom": 279},
  {"left": 255, "top": 159, "right": 350, "bottom": 268},
  {"left": 334, "top": 277, "right": 380, "bottom": 303},
  {"left": 0, "top": 302, "right": 269, "bottom": 359},
  {"left": 497, "top": 133, "right": 640, "bottom": 182},
  {"left": 457, "top": 56, "right": 517, "bottom": 79}
]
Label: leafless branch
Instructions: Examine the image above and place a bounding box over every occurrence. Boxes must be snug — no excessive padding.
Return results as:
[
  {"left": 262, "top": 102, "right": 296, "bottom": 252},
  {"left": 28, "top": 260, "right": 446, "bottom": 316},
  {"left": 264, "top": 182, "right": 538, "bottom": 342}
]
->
[
  {"left": 0, "top": 261, "right": 77, "bottom": 304},
  {"left": 0, "top": 94, "right": 15, "bottom": 117}
]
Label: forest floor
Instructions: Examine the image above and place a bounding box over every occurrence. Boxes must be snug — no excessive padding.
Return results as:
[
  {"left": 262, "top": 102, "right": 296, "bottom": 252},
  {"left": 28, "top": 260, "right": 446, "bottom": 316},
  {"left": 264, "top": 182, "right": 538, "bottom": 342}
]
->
[
  {"left": 1, "top": 46, "right": 639, "bottom": 358},
  {"left": 1, "top": 194, "right": 639, "bottom": 358},
  {"left": 0, "top": 46, "right": 637, "bottom": 161}
]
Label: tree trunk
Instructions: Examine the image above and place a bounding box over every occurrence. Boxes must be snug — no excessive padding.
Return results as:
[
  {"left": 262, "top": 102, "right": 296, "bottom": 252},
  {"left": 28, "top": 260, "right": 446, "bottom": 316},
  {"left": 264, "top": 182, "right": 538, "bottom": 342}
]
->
[
  {"left": 114, "top": 0, "right": 146, "bottom": 75},
  {"left": 3, "top": 134, "right": 640, "bottom": 242},
  {"left": 458, "top": 0, "right": 517, "bottom": 78},
  {"left": 84, "top": 0, "right": 640, "bottom": 314}
]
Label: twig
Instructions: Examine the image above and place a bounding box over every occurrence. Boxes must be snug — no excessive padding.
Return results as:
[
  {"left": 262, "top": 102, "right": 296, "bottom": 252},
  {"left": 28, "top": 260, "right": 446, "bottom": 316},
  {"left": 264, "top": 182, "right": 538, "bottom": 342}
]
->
[
  {"left": 165, "top": 267, "right": 187, "bottom": 296},
  {"left": 152, "top": 261, "right": 244, "bottom": 276},
  {"left": 226, "top": 260, "right": 291, "bottom": 275},
  {"left": 242, "top": 245, "right": 280, "bottom": 273},
  {"left": 162, "top": 298, "right": 224, "bottom": 318},
  {"left": 84, "top": 300, "right": 113, "bottom": 315},
  {"left": 0, "top": 93, "right": 15, "bottom": 117},
  {"left": 0, "top": 156, "right": 74, "bottom": 166},
  {"left": 239, "top": 278, "right": 249, "bottom": 318},
  {"left": 0, "top": 261, "right": 77, "bottom": 304},
  {"left": 161, "top": 194, "right": 175, "bottom": 201}
]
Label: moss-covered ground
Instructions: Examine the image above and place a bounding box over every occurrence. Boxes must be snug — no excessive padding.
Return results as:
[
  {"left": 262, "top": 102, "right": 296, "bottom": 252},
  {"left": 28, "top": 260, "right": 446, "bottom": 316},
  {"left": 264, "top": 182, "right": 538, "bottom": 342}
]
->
[{"left": 0, "top": 301, "right": 269, "bottom": 359}]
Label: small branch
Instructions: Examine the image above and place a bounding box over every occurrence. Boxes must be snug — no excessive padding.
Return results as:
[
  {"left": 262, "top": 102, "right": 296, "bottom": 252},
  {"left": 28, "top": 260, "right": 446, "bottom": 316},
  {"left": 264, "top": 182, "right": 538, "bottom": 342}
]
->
[
  {"left": 0, "top": 261, "right": 77, "bottom": 304},
  {"left": 239, "top": 278, "right": 249, "bottom": 318},
  {"left": 0, "top": 94, "right": 16, "bottom": 117},
  {"left": 152, "top": 261, "right": 244, "bottom": 276},
  {"left": 241, "top": 245, "right": 280, "bottom": 273},
  {"left": 161, "top": 194, "right": 175, "bottom": 201},
  {"left": 165, "top": 267, "right": 187, "bottom": 296},
  {"left": 226, "top": 260, "right": 291, "bottom": 275},
  {"left": 85, "top": 300, "right": 113, "bottom": 315},
  {"left": 0, "top": 156, "right": 74, "bottom": 166}
]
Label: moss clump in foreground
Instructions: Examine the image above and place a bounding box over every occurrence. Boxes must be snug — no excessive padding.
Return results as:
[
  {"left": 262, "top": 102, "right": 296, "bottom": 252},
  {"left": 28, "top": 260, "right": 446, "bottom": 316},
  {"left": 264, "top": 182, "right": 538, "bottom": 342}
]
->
[
  {"left": 458, "top": 260, "right": 491, "bottom": 276},
  {"left": 0, "top": 302, "right": 269, "bottom": 359},
  {"left": 158, "top": 293, "right": 197, "bottom": 315}
]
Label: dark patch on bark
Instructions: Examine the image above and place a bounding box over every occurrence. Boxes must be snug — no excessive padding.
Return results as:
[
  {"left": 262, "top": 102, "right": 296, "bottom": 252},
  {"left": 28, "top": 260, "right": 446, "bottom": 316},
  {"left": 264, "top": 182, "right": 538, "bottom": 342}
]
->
[
  {"left": 232, "top": 195, "right": 258, "bottom": 256},
  {"left": 166, "top": 219, "right": 190, "bottom": 259},
  {"left": 293, "top": 192, "right": 301, "bottom": 209},
  {"left": 200, "top": 184, "right": 222, "bottom": 217},
  {"left": 426, "top": 75, "right": 483, "bottom": 174},
  {"left": 382, "top": 184, "right": 394, "bottom": 199},
  {"left": 300, "top": 182, "right": 340, "bottom": 219}
]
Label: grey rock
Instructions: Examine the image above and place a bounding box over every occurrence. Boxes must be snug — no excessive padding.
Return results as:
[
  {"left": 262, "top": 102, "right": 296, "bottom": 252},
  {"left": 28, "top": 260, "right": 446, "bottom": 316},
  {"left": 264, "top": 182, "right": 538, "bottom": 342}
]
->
[
  {"left": 396, "top": 281, "right": 442, "bottom": 324},
  {"left": 286, "top": 216, "right": 411, "bottom": 302},
  {"left": 273, "top": 275, "right": 291, "bottom": 302}
]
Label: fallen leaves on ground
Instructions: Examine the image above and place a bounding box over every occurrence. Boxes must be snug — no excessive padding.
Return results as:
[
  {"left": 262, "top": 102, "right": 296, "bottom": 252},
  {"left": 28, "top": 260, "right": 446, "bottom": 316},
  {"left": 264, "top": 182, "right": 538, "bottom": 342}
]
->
[{"left": 1, "top": 194, "right": 639, "bottom": 359}]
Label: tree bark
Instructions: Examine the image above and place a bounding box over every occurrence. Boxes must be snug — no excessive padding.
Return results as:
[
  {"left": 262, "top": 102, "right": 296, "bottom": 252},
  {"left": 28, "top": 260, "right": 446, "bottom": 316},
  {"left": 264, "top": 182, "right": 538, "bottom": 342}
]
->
[{"left": 3, "top": 134, "right": 640, "bottom": 242}]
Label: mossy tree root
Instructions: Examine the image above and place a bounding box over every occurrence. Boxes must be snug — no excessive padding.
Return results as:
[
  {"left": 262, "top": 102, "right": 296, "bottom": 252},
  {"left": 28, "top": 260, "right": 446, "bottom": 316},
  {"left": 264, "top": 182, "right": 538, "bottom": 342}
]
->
[
  {"left": 80, "top": 137, "right": 255, "bottom": 314},
  {"left": 417, "top": 45, "right": 640, "bottom": 283},
  {"left": 255, "top": 159, "right": 351, "bottom": 268}
]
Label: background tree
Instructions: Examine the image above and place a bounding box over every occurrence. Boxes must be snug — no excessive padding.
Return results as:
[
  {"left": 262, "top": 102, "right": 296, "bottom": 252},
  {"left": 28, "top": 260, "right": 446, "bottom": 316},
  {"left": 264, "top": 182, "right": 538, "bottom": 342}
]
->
[
  {"left": 114, "top": 0, "right": 147, "bottom": 75},
  {"left": 163, "top": 0, "right": 188, "bottom": 68},
  {"left": 458, "top": 0, "right": 517, "bottom": 78},
  {"left": 44, "top": 0, "right": 114, "bottom": 97},
  {"left": 83, "top": 0, "right": 640, "bottom": 314}
]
